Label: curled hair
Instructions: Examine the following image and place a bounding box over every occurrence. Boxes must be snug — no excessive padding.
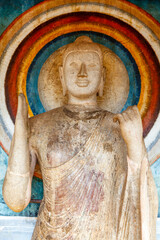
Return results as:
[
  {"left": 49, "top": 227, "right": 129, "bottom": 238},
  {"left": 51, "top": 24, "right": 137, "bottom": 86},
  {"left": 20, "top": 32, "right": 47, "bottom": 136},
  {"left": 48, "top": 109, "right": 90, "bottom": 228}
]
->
[{"left": 63, "top": 36, "right": 103, "bottom": 65}]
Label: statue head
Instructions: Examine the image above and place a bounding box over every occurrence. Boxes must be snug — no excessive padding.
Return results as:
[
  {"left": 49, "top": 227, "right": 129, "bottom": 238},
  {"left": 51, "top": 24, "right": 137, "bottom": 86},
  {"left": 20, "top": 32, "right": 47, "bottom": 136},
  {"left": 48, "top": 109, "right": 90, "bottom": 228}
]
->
[{"left": 59, "top": 36, "right": 105, "bottom": 102}]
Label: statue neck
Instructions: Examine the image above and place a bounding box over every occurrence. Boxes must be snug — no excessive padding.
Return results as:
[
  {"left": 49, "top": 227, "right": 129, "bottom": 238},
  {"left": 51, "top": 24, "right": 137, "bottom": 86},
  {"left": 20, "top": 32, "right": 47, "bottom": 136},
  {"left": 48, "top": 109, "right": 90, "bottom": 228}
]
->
[{"left": 68, "top": 94, "right": 98, "bottom": 108}]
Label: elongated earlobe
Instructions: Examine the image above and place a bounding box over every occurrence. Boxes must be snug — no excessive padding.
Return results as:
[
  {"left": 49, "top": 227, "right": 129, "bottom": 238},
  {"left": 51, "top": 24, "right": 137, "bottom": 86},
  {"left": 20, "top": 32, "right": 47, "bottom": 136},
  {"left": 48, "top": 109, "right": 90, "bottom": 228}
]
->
[
  {"left": 59, "top": 66, "right": 67, "bottom": 96},
  {"left": 98, "top": 66, "right": 106, "bottom": 97},
  {"left": 98, "top": 78, "right": 104, "bottom": 97}
]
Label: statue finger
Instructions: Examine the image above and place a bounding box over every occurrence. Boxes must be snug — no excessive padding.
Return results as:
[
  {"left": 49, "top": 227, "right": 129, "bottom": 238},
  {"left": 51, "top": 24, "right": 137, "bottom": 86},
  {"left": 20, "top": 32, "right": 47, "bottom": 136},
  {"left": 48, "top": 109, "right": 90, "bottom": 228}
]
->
[
  {"left": 17, "top": 94, "right": 28, "bottom": 119},
  {"left": 22, "top": 96, "right": 28, "bottom": 117},
  {"left": 121, "top": 112, "right": 130, "bottom": 121},
  {"left": 133, "top": 105, "right": 141, "bottom": 119},
  {"left": 113, "top": 114, "right": 125, "bottom": 124},
  {"left": 125, "top": 108, "right": 135, "bottom": 120},
  {"left": 17, "top": 94, "right": 24, "bottom": 115},
  {"left": 128, "top": 106, "right": 141, "bottom": 123}
]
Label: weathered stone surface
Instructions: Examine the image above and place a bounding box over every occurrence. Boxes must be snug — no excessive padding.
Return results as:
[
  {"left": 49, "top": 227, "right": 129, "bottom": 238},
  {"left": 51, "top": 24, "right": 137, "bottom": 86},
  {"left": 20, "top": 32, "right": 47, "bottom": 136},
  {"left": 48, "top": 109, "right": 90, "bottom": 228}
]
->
[
  {"left": 38, "top": 44, "right": 129, "bottom": 114},
  {"left": 3, "top": 36, "right": 158, "bottom": 240}
]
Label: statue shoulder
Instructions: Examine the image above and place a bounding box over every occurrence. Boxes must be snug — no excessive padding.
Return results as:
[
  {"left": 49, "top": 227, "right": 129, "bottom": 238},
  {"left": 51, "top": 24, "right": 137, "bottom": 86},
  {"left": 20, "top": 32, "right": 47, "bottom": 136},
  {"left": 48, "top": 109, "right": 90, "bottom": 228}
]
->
[
  {"left": 102, "top": 110, "right": 121, "bottom": 133},
  {"left": 102, "top": 111, "right": 127, "bottom": 155},
  {"left": 102, "top": 110, "right": 119, "bottom": 126},
  {"left": 29, "top": 106, "right": 64, "bottom": 130}
]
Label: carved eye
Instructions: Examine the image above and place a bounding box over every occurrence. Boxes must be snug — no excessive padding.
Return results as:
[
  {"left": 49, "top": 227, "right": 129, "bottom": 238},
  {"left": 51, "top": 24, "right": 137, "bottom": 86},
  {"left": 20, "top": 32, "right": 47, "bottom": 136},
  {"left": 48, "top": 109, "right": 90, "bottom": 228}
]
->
[
  {"left": 70, "top": 62, "right": 78, "bottom": 68},
  {"left": 88, "top": 63, "right": 97, "bottom": 67}
]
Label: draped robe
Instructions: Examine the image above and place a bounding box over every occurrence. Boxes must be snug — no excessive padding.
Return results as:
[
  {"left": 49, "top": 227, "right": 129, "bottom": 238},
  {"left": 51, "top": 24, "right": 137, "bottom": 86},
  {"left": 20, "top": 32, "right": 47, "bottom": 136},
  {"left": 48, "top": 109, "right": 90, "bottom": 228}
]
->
[{"left": 29, "top": 106, "right": 158, "bottom": 240}]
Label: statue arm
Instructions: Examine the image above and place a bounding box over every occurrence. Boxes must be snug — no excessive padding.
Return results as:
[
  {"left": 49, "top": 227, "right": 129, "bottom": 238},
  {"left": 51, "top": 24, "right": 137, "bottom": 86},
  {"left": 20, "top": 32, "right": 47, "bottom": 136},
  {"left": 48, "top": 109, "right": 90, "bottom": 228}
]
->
[
  {"left": 2, "top": 94, "right": 36, "bottom": 212},
  {"left": 114, "top": 106, "right": 158, "bottom": 239}
]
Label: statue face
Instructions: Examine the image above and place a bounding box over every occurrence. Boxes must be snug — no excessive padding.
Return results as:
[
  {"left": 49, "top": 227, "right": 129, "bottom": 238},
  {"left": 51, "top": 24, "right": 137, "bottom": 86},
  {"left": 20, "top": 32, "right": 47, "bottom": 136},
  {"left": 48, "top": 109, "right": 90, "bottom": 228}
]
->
[{"left": 63, "top": 51, "right": 102, "bottom": 98}]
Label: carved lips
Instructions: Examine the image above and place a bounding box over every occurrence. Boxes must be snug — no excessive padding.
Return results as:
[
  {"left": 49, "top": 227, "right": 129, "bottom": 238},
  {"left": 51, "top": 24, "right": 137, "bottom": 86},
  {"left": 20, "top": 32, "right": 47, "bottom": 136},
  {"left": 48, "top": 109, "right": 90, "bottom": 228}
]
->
[{"left": 75, "top": 79, "right": 90, "bottom": 87}]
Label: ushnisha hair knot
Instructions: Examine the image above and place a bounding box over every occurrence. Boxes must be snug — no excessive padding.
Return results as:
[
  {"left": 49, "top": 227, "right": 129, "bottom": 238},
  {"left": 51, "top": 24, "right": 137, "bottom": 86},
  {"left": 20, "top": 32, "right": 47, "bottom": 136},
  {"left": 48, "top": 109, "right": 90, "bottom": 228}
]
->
[{"left": 63, "top": 36, "right": 103, "bottom": 65}]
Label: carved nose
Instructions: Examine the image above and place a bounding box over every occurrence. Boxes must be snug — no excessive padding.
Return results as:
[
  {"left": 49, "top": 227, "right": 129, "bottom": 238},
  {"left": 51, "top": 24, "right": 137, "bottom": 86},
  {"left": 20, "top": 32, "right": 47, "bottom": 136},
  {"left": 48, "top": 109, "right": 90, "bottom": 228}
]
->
[{"left": 78, "top": 63, "right": 88, "bottom": 78}]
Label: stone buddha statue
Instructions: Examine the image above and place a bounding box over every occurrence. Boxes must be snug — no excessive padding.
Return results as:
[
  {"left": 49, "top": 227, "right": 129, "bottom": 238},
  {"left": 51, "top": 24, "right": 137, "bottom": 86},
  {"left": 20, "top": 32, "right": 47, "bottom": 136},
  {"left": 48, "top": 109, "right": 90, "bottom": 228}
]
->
[{"left": 3, "top": 36, "right": 158, "bottom": 240}]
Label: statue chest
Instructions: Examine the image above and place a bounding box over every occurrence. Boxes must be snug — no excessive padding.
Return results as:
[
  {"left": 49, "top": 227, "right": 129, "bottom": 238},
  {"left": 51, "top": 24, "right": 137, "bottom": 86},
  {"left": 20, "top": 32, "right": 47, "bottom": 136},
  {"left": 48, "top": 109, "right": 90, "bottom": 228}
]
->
[
  {"left": 38, "top": 124, "right": 126, "bottom": 174},
  {"left": 30, "top": 109, "right": 127, "bottom": 171},
  {"left": 44, "top": 118, "right": 100, "bottom": 168}
]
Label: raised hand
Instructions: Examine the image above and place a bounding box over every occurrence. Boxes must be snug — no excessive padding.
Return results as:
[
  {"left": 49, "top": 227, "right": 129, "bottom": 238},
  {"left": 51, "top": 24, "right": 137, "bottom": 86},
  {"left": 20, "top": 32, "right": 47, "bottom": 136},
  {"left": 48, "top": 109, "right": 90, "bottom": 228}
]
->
[
  {"left": 3, "top": 94, "right": 32, "bottom": 212},
  {"left": 15, "top": 93, "right": 29, "bottom": 138},
  {"left": 114, "top": 106, "right": 146, "bottom": 166},
  {"left": 8, "top": 93, "right": 30, "bottom": 174}
]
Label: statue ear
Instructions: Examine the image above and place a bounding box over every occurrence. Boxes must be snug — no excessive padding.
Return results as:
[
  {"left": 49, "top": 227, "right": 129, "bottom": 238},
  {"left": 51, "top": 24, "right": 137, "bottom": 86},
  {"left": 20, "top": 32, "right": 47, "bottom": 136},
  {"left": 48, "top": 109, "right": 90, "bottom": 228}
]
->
[
  {"left": 98, "top": 66, "right": 106, "bottom": 97},
  {"left": 59, "top": 66, "right": 67, "bottom": 96}
]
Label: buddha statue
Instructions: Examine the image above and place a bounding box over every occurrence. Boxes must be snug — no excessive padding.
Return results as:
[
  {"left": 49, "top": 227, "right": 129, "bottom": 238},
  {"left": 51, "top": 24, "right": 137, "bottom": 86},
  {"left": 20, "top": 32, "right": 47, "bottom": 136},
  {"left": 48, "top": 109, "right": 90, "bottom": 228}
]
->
[{"left": 3, "top": 36, "right": 158, "bottom": 240}]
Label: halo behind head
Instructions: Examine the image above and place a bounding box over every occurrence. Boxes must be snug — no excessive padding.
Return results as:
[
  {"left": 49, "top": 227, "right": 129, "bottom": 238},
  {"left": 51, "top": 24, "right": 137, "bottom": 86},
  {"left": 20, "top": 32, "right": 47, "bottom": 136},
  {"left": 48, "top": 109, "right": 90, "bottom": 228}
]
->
[{"left": 63, "top": 36, "right": 103, "bottom": 64}]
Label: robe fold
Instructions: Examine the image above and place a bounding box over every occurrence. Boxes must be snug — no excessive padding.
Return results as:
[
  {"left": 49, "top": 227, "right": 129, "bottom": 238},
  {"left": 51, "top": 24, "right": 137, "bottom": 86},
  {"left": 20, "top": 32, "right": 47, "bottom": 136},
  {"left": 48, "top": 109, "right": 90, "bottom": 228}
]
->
[{"left": 30, "top": 108, "right": 158, "bottom": 240}]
